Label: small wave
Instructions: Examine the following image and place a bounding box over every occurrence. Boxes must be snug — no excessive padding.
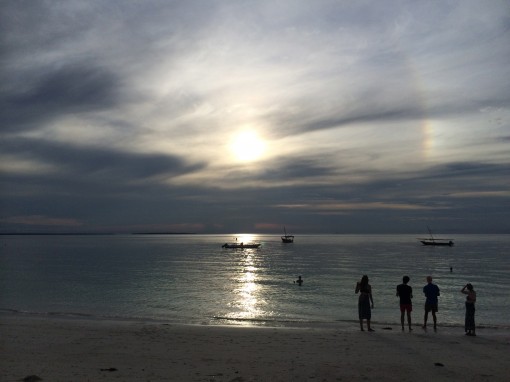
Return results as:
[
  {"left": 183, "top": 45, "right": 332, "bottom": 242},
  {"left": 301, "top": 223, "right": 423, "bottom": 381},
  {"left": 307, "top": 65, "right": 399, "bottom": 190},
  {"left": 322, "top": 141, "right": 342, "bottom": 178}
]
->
[
  {"left": 0, "top": 308, "right": 102, "bottom": 319},
  {"left": 0, "top": 308, "right": 145, "bottom": 322},
  {"left": 211, "top": 315, "right": 351, "bottom": 329},
  {"left": 2, "top": 309, "right": 508, "bottom": 331},
  {"left": 210, "top": 315, "right": 510, "bottom": 330}
]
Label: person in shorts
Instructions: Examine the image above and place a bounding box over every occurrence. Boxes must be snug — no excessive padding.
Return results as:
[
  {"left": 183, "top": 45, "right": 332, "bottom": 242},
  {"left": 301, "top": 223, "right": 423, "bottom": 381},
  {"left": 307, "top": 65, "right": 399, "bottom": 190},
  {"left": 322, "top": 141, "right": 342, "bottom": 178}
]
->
[
  {"left": 396, "top": 275, "right": 413, "bottom": 331},
  {"left": 423, "top": 276, "right": 440, "bottom": 330}
]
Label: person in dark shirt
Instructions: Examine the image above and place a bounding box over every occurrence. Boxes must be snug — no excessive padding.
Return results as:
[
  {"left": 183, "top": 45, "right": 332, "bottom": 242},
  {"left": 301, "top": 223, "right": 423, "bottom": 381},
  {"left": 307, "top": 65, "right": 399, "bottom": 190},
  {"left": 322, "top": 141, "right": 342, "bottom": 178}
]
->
[
  {"left": 396, "top": 275, "right": 413, "bottom": 331},
  {"left": 295, "top": 275, "right": 303, "bottom": 286},
  {"left": 423, "top": 275, "right": 440, "bottom": 330}
]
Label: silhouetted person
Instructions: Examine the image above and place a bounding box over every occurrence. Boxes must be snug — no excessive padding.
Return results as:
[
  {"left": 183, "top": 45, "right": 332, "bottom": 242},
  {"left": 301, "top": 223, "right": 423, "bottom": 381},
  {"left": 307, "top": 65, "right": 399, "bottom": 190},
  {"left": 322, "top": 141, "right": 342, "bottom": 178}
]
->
[
  {"left": 295, "top": 275, "right": 303, "bottom": 286},
  {"left": 355, "top": 275, "right": 374, "bottom": 332},
  {"left": 461, "top": 283, "right": 476, "bottom": 336},
  {"left": 423, "top": 276, "right": 440, "bottom": 330},
  {"left": 397, "top": 276, "right": 413, "bottom": 331}
]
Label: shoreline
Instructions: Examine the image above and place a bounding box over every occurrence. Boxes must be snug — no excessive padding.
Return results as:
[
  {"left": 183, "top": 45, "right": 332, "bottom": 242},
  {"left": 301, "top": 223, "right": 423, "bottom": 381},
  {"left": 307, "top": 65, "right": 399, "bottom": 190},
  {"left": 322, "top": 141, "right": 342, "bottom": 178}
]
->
[
  {"left": 2, "top": 309, "right": 509, "bottom": 331},
  {"left": 2, "top": 313, "right": 510, "bottom": 381}
]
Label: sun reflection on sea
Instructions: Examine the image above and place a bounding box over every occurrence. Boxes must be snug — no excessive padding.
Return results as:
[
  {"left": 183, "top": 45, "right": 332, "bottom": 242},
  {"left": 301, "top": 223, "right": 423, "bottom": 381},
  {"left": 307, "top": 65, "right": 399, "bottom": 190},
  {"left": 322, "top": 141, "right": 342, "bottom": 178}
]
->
[{"left": 230, "top": 252, "right": 264, "bottom": 323}]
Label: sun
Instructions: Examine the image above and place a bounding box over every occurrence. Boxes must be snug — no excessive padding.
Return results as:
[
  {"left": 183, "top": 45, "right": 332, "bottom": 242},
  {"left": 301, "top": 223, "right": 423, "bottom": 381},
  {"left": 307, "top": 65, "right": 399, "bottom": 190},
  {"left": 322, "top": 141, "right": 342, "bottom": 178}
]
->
[{"left": 229, "top": 130, "right": 266, "bottom": 162}]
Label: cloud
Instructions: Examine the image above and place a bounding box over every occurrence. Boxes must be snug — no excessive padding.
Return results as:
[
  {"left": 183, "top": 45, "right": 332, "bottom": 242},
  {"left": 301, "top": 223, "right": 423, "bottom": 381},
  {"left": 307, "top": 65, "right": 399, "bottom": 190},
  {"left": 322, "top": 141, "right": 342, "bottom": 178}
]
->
[
  {"left": 1, "top": 1, "right": 509, "bottom": 233},
  {"left": 1, "top": 215, "right": 83, "bottom": 227},
  {"left": 0, "top": 64, "right": 120, "bottom": 132},
  {"left": 0, "top": 137, "right": 206, "bottom": 199},
  {"left": 447, "top": 191, "right": 510, "bottom": 198},
  {"left": 276, "top": 201, "right": 444, "bottom": 212}
]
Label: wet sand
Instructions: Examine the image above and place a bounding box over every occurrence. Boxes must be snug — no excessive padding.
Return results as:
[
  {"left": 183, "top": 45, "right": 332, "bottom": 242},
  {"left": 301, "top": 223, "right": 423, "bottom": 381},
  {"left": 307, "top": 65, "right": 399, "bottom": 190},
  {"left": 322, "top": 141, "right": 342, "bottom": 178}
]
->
[{"left": 1, "top": 314, "right": 509, "bottom": 381}]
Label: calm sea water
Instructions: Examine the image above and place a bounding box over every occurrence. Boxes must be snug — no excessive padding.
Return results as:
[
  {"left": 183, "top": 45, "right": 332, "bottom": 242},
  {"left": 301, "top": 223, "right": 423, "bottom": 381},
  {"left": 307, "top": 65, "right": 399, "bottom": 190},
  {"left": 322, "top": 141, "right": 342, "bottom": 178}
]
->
[{"left": 1, "top": 234, "right": 509, "bottom": 329}]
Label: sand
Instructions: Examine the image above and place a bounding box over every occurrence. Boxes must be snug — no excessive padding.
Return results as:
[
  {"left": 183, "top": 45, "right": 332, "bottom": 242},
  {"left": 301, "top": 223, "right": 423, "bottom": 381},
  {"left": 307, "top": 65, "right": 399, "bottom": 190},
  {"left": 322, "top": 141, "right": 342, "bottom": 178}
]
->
[{"left": 1, "top": 314, "right": 509, "bottom": 382}]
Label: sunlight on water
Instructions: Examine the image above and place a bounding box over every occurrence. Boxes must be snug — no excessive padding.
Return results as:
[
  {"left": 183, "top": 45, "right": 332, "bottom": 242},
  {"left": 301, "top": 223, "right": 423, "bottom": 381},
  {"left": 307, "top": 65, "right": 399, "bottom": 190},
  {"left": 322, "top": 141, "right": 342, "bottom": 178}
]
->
[
  {"left": 232, "top": 253, "right": 262, "bottom": 321},
  {"left": 1, "top": 234, "right": 509, "bottom": 329}
]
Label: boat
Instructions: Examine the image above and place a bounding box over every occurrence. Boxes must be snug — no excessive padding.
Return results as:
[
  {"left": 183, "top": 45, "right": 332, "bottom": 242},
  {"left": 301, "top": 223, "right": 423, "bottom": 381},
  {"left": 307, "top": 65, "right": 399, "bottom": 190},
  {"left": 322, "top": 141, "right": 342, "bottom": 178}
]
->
[
  {"left": 281, "top": 227, "right": 294, "bottom": 243},
  {"left": 418, "top": 227, "right": 454, "bottom": 246},
  {"left": 420, "top": 239, "right": 454, "bottom": 246},
  {"left": 222, "top": 242, "right": 261, "bottom": 249}
]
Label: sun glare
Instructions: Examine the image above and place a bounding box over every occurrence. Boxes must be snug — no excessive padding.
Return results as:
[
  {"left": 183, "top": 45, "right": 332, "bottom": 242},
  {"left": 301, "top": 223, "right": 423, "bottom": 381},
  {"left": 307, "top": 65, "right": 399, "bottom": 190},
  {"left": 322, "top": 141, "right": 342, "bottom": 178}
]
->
[{"left": 229, "top": 131, "right": 266, "bottom": 162}]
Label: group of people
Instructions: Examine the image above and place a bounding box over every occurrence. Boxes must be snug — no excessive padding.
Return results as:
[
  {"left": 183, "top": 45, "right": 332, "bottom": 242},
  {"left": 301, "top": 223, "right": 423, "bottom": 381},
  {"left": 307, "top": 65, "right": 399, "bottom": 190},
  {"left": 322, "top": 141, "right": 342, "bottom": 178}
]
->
[{"left": 355, "top": 275, "right": 477, "bottom": 335}]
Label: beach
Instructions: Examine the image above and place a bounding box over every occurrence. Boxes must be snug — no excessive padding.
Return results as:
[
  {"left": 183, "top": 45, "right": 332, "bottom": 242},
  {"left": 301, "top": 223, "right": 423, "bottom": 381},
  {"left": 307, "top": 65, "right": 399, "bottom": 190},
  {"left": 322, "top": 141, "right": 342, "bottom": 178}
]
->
[{"left": 2, "top": 314, "right": 509, "bottom": 382}]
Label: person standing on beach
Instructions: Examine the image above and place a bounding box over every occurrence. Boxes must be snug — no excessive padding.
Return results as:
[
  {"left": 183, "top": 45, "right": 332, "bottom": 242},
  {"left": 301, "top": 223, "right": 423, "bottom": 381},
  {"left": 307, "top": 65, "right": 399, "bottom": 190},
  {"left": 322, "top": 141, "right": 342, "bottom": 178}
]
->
[
  {"left": 396, "top": 276, "right": 413, "bottom": 331},
  {"left": 461, "top": 283, "right": 476, "bottom": 336},
  {"left": 423, "top": 276, "right": 440, "bottom": 330},
  {"left": 355, "top": 275, "right": 374, "bottom": 332}
]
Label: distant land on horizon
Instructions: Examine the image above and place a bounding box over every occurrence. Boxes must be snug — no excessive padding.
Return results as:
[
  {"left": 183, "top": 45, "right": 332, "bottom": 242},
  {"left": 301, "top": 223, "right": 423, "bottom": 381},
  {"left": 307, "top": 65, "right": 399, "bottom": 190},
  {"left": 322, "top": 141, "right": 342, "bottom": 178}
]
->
[
  {"left": 0, "top": 232, "right": 198, "bottom": 236},
  {"left": 1, "top": 231, "right": 509, "bottom": 236}
]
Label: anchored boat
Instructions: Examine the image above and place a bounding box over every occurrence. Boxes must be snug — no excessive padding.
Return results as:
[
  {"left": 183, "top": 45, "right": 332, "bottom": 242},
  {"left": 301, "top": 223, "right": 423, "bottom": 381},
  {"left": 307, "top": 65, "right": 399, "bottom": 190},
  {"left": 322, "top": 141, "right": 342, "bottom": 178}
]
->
[
  {"left": 418, "top": 227, "right": 454, "bottom": 246},
  {"left": 281, "top": 226, "right": 294, "bottom": 243}
]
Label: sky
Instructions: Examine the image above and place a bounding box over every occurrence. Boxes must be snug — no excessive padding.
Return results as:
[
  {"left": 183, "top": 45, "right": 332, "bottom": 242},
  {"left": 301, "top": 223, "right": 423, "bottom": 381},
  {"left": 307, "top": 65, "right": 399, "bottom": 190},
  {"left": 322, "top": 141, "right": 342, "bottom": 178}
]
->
[{"left": 1, "top": 0, "right": 509, "bottom": 234}]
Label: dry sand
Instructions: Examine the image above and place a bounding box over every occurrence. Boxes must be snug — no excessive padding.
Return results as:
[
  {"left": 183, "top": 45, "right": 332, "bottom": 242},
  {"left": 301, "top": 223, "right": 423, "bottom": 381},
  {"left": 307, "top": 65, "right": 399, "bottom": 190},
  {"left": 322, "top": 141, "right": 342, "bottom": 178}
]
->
[{"left": 1, "top": 314, "right": 509, "bottom": 381}]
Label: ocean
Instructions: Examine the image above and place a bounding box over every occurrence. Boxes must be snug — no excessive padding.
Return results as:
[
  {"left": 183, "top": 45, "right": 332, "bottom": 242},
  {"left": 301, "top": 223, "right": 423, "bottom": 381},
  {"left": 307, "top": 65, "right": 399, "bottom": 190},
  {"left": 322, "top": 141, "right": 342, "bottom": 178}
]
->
[{"left": 1, "top": 234, "right": 509, "bottom": 329}]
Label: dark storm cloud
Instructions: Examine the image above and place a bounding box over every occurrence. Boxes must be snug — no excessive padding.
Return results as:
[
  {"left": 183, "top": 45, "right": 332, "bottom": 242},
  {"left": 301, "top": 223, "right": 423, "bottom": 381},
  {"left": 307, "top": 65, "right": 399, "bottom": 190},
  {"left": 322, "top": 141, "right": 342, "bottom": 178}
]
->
[
  {"left": 269, "top": 88, "right": 510, "bottom": 138},
  {"left": 222, "top": 157, "right": 337, "bottom": 183},
  {"left": 288, "top": 106, "right": 426, "bottom": 135},
  {"left": 401, "top": 162, "right": 510, "bottom": 199},
  {"left": 336, "top": 161, "right": 510, "bottom": 203},
  {"left": 1, "top": 137, "right": 205, "bottom": 189},
  {"left": 262, "top": 158, "right": 336, "bottom": 180},
  {"left": 0, "top": 64, "right": 120, "bottom": 132},
  {"left": 253, "top": 160, "right": 510, "bottom": 233}
]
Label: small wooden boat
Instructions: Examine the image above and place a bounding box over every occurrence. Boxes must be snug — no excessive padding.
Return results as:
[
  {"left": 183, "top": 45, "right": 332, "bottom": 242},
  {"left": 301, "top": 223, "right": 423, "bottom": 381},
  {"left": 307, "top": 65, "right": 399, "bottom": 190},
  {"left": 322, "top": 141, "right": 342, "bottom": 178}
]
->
[
  {"left": 420, "top": 239, "right": 454, "bottom": 246},
  {"left": 281, "top": 227, "right": 294, "bottom": 243},
  {"left": 418, "top": 227, "right": 454, "bottom": 246},
  {"left": 222, "top": 242, "right": 261, "bottom": 249}
]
